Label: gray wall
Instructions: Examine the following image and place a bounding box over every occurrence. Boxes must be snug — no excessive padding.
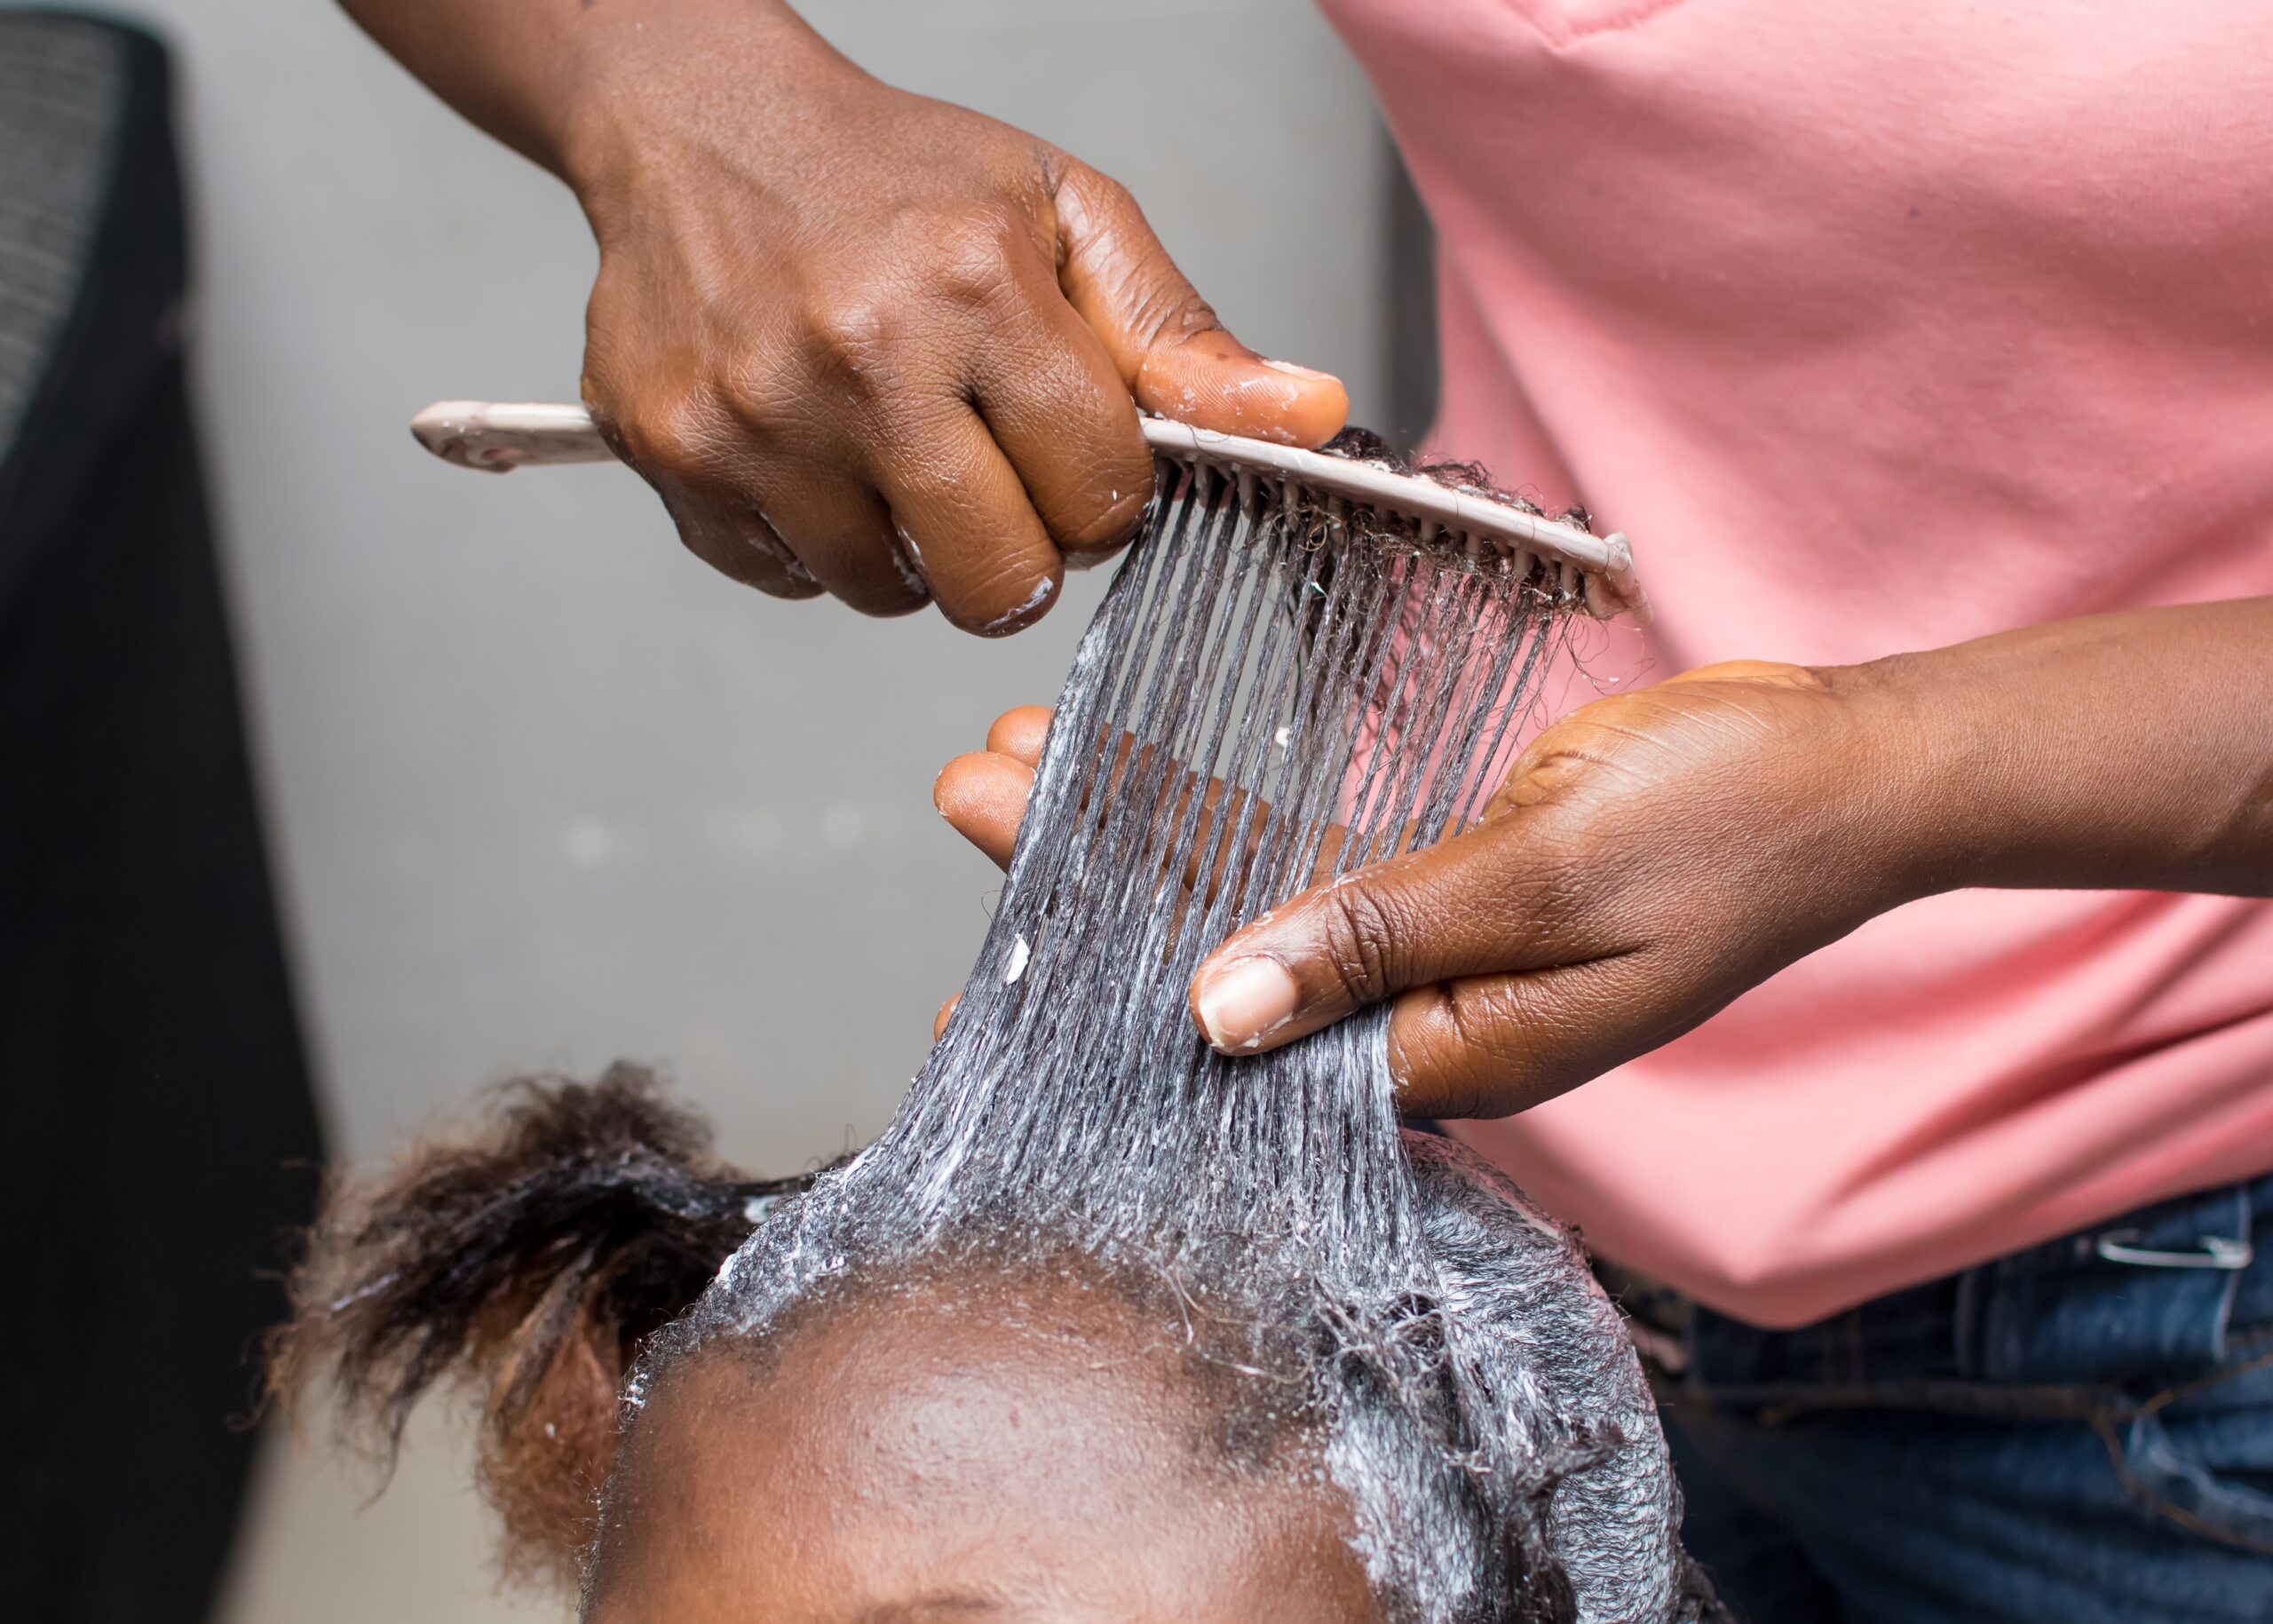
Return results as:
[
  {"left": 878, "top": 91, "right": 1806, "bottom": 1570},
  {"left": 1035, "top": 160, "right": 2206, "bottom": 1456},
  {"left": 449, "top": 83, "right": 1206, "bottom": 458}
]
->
[{"left": 113, "top": 3, "right": 1390, "bottom": 1620}]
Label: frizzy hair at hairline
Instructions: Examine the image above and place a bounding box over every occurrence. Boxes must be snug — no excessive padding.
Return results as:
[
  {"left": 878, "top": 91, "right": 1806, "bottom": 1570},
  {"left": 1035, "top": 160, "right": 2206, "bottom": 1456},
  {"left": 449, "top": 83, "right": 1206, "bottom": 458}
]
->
[{"left": 268, "top": 1064, "right": 828, "bottom": 1587}]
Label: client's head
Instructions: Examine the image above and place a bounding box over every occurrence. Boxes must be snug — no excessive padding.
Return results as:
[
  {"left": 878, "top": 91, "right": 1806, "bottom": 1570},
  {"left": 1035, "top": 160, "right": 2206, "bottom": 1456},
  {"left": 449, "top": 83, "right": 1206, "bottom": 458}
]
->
[
  {"left": 276, "top": 1071, "right": 1374, "bottom": 1620},
  {"left": 275, "top": 1067, "right": 1718, "bottom": 1624},
  {"left": 597, "top": 1254, "right": 1378, "bottom": 1623}
]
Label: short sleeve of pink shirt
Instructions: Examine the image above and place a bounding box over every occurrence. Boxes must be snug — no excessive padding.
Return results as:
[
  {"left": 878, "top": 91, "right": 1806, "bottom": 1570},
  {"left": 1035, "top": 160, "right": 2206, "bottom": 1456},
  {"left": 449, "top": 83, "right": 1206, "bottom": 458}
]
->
[{"left": 1317, "top": 0, "right": 2273, "bottom": 1327}]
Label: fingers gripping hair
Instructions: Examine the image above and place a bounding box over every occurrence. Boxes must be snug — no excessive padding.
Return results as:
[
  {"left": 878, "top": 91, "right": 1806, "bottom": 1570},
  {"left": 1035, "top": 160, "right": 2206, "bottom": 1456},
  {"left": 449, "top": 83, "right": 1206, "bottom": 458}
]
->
[{"left": 267, "top": 1065, "right": 814, "bottom": 1586}]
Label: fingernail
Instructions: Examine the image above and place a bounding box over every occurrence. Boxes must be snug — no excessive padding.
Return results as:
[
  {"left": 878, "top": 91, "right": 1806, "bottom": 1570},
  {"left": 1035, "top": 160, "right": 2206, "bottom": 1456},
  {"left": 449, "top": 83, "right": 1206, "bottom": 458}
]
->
[
  {"left": 978, "top": 573, "right": 1060, "bottom": 638},
  {"left": 1261, "top": 357, "right": 1341, "bottom": 384},
  {"left": 1194, "top": 956, "right": 1301, "bottom": 1053}
]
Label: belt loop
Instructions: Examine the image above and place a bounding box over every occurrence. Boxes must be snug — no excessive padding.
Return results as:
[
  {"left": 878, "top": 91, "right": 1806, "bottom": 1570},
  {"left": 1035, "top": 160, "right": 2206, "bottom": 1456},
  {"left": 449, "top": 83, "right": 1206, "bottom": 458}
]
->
[
  {"left": 2093, "top": 1180, "right": 2256, "bottom": 1275},
  {"left": 2092, "top": 1229, "right": 2254, "bottom": 1271},
  {"left": 1952, "top": 1261, "right": 1984, "bottom": 1381}
]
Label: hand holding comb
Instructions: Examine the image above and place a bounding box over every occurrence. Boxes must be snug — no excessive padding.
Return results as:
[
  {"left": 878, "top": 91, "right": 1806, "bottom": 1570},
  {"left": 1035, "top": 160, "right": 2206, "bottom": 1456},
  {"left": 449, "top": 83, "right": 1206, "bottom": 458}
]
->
[{"left": 409, "top": 400, "right": 1645, "bottom": 622}]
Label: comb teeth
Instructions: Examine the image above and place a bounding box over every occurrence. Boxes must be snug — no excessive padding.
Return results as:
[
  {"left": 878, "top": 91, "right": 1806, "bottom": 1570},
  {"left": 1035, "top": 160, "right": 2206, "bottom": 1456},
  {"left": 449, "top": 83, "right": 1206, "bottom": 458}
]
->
[
  {"left": 1156, "top": 461, "right": 1584, "bottom": 617},
  {"left": 880, "top": 448, "right": 1578, "bottom": 1245},
  {"left": 1137, "top": 418, "right": 1645, "bottom": 621}
]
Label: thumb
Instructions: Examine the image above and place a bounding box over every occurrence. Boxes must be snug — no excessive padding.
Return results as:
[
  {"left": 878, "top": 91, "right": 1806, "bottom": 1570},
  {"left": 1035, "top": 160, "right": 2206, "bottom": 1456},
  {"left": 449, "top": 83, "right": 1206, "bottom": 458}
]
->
[
  {"left": 1052, "top": 162, "right": 1349, "bottom": 448},
  {"left": 1188, "top": 828, "right": 1554, "bottom": 1056}
]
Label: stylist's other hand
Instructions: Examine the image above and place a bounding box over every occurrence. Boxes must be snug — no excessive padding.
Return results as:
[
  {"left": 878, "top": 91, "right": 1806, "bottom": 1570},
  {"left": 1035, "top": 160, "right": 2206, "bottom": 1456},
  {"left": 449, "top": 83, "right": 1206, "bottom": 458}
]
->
[
  {"left": 937, "top": 599, "right": 2273, "bottom": 1082},
  {"left": 558, "top": 4, "right": 1347, "bottom": 631},
  {"left": 1186, "top": 661, "right": 1927, "bottom": 1118},
  {"left": 934, "top": 705, "right": 1052, "bottom": 870},
  {"left": 934, "top": 676, "right": 1922, "bottom": 1111},
  {"left": 929, "top": 704, "right": 1052, "bottom": 1041}
]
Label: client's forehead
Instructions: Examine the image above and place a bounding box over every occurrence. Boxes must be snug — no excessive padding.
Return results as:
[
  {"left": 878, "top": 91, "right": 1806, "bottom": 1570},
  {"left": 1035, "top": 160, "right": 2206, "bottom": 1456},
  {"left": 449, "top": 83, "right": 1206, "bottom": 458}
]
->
[{"left": 588, "top": 1269, "right": 1380, "bottom": 1624}]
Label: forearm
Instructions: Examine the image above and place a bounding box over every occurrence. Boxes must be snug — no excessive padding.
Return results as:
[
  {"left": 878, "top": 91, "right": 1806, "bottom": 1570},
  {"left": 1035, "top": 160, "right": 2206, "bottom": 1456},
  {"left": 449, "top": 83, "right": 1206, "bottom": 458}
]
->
[
  {"left": 1854, "top": 597, "right": 2273, "bottom": 899},
  {"left": 337, "top": 0, "right": 837, "bottom": 187}
]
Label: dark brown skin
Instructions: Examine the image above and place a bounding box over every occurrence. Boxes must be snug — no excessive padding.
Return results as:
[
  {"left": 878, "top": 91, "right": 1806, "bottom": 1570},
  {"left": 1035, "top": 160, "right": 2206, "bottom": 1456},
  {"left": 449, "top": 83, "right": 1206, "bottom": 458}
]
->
[
  {"left": 339, "top": 0, "right": 1348, "bottom": 633},
  {"left": 585, "top": 1271, "right": 1381, "bottom": 1624},
  {"left": 936, "top": 600, "right": 2273, "bottom": 1119}
]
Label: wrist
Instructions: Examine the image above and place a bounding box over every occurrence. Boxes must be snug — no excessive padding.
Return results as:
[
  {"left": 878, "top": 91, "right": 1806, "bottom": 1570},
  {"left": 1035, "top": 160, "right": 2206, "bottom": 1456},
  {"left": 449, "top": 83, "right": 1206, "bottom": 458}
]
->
[
  {"left": 1824, "top": 627, "right": 2166, "bottom": 901},
  {"left": 1810, "top": 654, "right": 1986, "bottom": 909},
  {"left": 550, "top": 1, "right": 851, "bottom": 210},
  {"left": 1832, "top": 603, "right": 2273, "bottom": 899}
]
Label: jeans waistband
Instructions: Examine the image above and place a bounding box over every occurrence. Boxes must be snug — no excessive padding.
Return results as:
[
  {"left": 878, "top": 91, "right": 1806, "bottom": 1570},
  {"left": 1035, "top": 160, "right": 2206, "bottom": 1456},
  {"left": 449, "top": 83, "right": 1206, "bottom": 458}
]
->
[{"left": 1615, "top": 1174, "right": 2273, "bottom": 1401}]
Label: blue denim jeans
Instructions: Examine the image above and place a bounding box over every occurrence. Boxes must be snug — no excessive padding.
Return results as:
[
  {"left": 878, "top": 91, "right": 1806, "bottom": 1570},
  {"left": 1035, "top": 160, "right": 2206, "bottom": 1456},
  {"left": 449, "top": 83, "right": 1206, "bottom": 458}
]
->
[{"left": 1623, "top": 1176, "right": 2273, "bottom": 1622}]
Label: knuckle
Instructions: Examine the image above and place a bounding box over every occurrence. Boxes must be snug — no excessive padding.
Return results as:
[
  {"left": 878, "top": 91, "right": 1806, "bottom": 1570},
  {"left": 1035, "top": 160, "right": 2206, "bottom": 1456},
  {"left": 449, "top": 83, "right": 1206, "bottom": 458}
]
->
[
  {"left": 810, "top": 293, "right": 893, "bottom": 353},
  {"left": 1081, "top": 170, "right": 1142, "bottom": 223},
  {"left": 1452, "top": 979, "right": 1541, "bottom": 1068},
  {"left": 1469, "top": 978, "right": 1594, "bottom": 1100},
  {"left": 718, "top": 362, "right": 796, "bottom": 446},
  {"left": 1122, "top": 275, "right": 1219, "bottom": 353},
  {"left": 929, "top": 215, "right": 1022, "bottom": 305},
  {"left": 1395, "top": 985, "right": 1534, "bottom": 1121},
  {"left": 1319, "top": 882, "right": 1405, "bottom": 1005},
  {"left": 1054, "top": 490, "right": 1149, "bottom": 556},
  {"left": 804, "top": 289, "right": 905, "bottom": 391},
  {"left": 1049, "top": 440, "right": 1156, "bottom": 555},
  {"left": 1386, "top": 992, "right": 1479, "bottom": 1116},
  {"left": 1057, "top": 169, "right": 1218, "bottom": 345},
  {"left": 1070, "top": 196, "right": 1192, "bottom": 320},
  {"left": 614, "top": 387, "right": 717, "bottom": 484}
]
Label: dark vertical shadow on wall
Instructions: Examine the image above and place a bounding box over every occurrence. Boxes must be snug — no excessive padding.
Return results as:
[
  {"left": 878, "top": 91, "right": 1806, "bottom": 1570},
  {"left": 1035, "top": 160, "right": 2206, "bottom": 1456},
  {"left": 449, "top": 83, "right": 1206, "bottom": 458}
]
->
[
  {"left": 1382, "top": 134, "right": 1440, "bottom": 456},
  {"left": 0, "top": 18, "right": 323, "bottom": 1624}
]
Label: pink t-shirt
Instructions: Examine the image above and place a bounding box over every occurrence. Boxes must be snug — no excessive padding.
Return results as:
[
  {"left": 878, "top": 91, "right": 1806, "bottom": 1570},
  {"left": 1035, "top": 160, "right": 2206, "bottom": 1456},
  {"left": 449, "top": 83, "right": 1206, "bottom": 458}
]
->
[{"left": 1320, "top": 0, "right": 2273, "bottom": 1326}]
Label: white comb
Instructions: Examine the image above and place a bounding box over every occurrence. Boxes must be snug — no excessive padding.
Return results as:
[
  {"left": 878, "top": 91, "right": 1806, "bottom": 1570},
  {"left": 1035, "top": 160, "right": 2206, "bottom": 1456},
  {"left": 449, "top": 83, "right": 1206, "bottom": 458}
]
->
[{"left": 408, "top": 400, "right": 1645, "bottom": 621}]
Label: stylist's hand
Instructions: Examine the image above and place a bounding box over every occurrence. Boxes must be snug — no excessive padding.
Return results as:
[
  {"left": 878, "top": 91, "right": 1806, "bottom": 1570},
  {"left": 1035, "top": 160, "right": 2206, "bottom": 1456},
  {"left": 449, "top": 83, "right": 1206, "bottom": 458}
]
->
[
  {"left": 935, "top": 664, "right": 1928, "bottom": 1115},
  {"left": 556, "top": 4, "right": 1347, "bottom": 630}
]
